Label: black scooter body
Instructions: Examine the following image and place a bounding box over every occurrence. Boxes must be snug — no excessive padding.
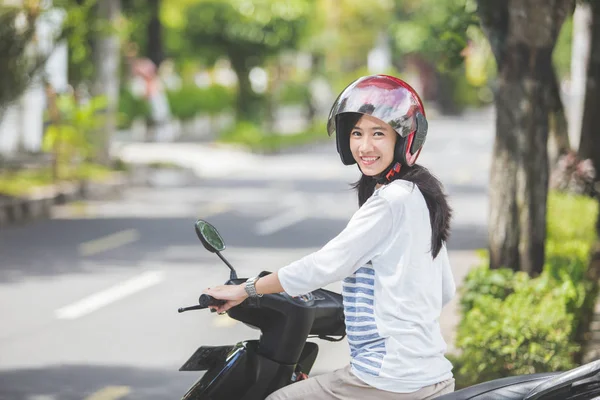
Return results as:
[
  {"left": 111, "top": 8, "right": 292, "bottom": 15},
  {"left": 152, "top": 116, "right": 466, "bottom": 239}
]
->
[
  {"left": 179, "top": 276, "right": 345, "bottom": 400},
  {"left": 180, "top": 341, "right": 294, "bottom": 400}
]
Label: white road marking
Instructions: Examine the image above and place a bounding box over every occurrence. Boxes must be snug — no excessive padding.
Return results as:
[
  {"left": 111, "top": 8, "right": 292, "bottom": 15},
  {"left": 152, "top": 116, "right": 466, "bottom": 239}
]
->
[
  {"left": 255, "top": 207, "right": 307, "bottom": 236},
  {"left": 55, "top": 271, "right": 165, "bottom": 320},
  {"left": 79, "top": 229, "right": 140, "bottom": 256}
]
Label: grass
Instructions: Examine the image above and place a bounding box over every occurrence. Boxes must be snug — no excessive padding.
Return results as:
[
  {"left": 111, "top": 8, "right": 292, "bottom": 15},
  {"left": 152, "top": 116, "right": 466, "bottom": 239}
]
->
[
  {"left": 0, "top": 163, "right": 119, "bottom": 198},
  {"left": 146, "top": 161, "right": 186, "bottom": 169},
  {"left": 0, "top": 169, "right": 54, "bottom": 197},
  {"left": 217, "top": 120, "right": 327, "bottom": 153}
]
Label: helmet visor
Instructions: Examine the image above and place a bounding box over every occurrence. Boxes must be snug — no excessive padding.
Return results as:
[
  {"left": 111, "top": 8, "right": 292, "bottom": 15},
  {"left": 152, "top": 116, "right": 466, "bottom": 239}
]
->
[{"left": 327, "top": 75, "right": 422, "bottom": 138}]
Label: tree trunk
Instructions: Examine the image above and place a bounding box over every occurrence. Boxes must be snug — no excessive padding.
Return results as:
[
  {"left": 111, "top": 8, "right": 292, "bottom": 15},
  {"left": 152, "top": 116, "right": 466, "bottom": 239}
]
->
[
  {"left": 576, "top": 2, "right": 600, "bottom": 365},
  {"left": 93, "top": 0, "right": 121, "bottom": 165},
  {"left": 479, "top": 0, "right": 573, "bottom": 275},
  {"left": 147, "top": 0, "right": 164, "bottom": 68},
  {"left": 548, "top": 65, "right": 571, "bottom": 167},
  {"left": 305, "top": 53, "right": 320, "bottom": 124},
  {"left": 578, "top": 0, "right": 600, "bottom": 180},
  {"left": 570, "top": 2, "right": 593, "bottom": 150},
  {"left": 228, "top": 53, "right": 261, "bottom": 123}
]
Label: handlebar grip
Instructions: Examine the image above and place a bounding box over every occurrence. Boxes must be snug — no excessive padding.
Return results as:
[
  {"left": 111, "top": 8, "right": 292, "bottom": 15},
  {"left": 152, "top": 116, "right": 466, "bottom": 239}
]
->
[{"left": 199, "top": 294, "right": 226, "bottom": 308}]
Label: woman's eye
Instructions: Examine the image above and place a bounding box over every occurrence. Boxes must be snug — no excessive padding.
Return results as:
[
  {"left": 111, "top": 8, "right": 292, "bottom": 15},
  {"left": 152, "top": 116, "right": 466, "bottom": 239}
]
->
[
  {"left": 374, "top": 131, "right": 385, "bottom": 136},
  {"left": 351, "top": 131, "right": 361, "bottom": 136}
]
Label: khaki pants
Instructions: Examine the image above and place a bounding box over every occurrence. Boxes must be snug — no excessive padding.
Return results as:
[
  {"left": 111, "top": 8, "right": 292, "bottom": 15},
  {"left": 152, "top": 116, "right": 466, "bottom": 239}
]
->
[{"left": 265, "top": 366, "right": 455, "bottom": 400}]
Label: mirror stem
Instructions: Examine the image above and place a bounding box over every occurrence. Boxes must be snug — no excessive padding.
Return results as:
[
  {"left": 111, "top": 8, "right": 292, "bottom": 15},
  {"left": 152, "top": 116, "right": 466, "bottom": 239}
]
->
[{"left": 216, "top": 251, "right": 238, "bottom": 280}]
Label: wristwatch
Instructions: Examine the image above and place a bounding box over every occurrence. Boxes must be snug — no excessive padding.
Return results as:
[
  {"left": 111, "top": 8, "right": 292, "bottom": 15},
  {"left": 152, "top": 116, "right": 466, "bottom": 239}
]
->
[{"left": 245, "top": 276, "right": 263, "bottom": 298}]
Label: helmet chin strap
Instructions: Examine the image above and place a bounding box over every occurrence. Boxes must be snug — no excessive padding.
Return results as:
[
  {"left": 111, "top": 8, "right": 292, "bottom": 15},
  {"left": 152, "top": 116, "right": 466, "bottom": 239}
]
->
[{"left": 375, "top": 161, "right": 402, "bottom": 185}]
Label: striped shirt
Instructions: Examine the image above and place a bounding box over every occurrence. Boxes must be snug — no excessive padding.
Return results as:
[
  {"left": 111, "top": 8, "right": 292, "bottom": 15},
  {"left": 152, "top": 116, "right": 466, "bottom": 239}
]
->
[
  {"left": 343, "top": 263, "right": 387, "bottom": 376},
  {"left": 278, "top": 179, "right": 456, "bottom": 393}
]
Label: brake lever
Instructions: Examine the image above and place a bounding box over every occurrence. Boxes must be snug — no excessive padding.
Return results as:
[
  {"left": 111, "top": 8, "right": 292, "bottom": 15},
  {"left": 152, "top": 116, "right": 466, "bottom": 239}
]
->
[{"left": 178, "top": 305, "right": 205, "bottom": 313}]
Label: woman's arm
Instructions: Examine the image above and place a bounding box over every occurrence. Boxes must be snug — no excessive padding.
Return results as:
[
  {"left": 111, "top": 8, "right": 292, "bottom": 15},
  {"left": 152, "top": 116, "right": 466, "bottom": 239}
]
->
[
  {"left": 203, "top": 271, "right": 284, "bottom": 313},
  {"left": 204, "top": 195, "right": 395, "bottom": 312},
  {"left": 256, "top": 271, "right": 285, "bottom": 294},
  {"left": 278, "top": 195, "right": 394, "bottom": 296}
]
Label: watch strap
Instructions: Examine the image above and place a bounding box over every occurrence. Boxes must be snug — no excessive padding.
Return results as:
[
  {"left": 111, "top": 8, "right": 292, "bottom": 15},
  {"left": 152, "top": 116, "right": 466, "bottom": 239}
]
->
[{"left": 245, "top": 276, "right": 263, "bottom": 298}]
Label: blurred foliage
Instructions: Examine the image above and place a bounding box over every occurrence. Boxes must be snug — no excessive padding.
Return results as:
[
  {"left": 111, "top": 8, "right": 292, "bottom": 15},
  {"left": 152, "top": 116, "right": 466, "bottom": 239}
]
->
[
  {"left": 275, "top": 80, "right": 311, "bottom": 106},
  {"left": 2, "top": 0, "right": 583, "bottom": 157},
  {"left": 166, "top": 84, "right": 235, "bottom": 121},
  {"left": 218, "top": 120, "right": 327, "bottom": 153},
  {"left": 0, "top": 163, "right": 114, "bottom": 196},
  {"left": 54, "top": 0, "right": 99, "bottom": 87},
  {"left": 179, "top": 1, "right": 311, "bottom": 121},
  {"left": 554, "top": 15, "right": 574, "bottom": 79},
  {"left": 52, "top": 0, "right": 128, "bottom": 88},
  {"left": 453, "top": 192, "right": 599, "bottom": 388},
  {"left": 0, "top": 2, "right": 54, "bottom": 111},
  {"left": 0, "top": 168, "right": 53, "bottom": 197},
  {"left": 43, "top": 95, "right": 108, "bottom": 180},
  {"left": 173, "top": 1, "right": 311, "bottom": 61},
  {"left": 390, "top": 0, "right": 479, "bottom": 70},
  {"left": 64, "top": 0, "right": 577, "bottom": 122},
  {"left": 118, "top": 88, "right": 151, "bottom": 129},
  {"left": 307, "top": 0, "right": 396, "bottom": 74},
  {"left": 386, "top": 0, "right": 495, "bottom": 112},
  {"left": 547, "top": 192, "right": 599, "bottom": 245}
]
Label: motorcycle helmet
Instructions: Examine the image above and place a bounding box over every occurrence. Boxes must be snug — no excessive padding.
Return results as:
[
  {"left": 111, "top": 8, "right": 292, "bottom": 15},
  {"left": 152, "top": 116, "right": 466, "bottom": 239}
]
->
[{"left": 327, "top": 75, "right": 428, "bottom": 170}]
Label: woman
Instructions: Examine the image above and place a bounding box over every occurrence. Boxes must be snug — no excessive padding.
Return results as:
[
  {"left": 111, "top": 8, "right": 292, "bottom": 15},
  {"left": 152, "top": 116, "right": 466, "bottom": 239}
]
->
[{"left": 204, "top": 75, "right": 456, "bottom": 399}]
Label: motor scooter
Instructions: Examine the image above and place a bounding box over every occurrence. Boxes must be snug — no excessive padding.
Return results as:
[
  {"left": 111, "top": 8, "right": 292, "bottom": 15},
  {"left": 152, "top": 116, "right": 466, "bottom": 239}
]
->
[{"left": 178, "top": 219, "right": 600, "bottom": 400}]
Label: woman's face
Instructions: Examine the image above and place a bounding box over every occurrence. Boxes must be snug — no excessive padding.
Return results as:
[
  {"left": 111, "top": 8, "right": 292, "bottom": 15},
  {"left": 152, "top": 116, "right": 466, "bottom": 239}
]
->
[{"left": 350, "top": 114, "right": 397, "bottom": 176}]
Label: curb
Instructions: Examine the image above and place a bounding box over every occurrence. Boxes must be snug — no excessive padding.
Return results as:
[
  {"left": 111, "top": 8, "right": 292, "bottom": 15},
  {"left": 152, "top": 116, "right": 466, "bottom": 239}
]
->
[{"left": 0, "top": 172, "right": 128, "bottom": 229}]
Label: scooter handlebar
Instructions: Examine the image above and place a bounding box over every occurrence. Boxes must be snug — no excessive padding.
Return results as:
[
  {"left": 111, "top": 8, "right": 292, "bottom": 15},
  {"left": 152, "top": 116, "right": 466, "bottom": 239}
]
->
[{"left": 199, "top": 294, "right": 226, "bottom": 308}]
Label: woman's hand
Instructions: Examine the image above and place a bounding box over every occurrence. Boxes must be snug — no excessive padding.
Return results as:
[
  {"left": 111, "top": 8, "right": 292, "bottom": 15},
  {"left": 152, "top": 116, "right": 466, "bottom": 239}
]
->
[{"left": 203, "top": 284, "right": 248, "bottom": 314}]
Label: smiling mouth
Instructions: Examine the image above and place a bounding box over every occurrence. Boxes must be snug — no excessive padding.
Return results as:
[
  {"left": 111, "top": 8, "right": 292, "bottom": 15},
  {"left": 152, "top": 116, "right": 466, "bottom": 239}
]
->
[{"left": 360, "top": 156, "right": 380, "bottom": 166}]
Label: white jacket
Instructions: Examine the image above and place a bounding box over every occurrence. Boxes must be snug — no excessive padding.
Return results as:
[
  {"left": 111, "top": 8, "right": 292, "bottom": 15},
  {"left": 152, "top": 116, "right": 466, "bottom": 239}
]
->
[{"left": 278, "top": 179, "right": 455, "bottom": 393}]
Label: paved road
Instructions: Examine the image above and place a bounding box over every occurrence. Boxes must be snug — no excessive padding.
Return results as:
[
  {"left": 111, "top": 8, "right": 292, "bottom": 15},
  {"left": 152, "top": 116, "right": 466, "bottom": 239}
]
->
[{"left": 0, "top": 109, "right": 494, "bottom": 399}]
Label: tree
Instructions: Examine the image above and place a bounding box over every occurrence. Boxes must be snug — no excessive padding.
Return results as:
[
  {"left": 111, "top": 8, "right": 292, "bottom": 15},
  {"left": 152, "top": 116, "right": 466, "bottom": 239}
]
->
[
  {"left": 92, "top": 0, "right": 121, "bottom": 164},
  {"left": 0, "top": 3, "right": 53, "bottom": 114},
  {"left": 56, "top": 0, "right": 98, "bottom": 88},
  {"left": 548, "top": 60, "right": 571, "bottom": 166},
  {"left": 182, "top": 0, "right": 311, "bottom": 122},
  {"left": 388, "top": 0, "right": 485, "bottom": 114},
  {"left": 570, "top": 1, "right": 593, "bottom": 150},
  {"left": 578, "top": 0, "right": 600, "bottom": 200},
  {"left": 478, "top": 0, "right": 574, "bottom": 275},
  {"left": 146, "top": 0, "right": 164, "bottom": 67}
]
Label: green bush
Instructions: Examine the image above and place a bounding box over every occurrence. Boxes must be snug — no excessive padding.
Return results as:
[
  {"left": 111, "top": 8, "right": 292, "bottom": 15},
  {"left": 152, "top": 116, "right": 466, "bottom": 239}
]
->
[
  {"left": 219, "top": 120, "right": 265, "bottom": 149},
  {"left": 167, "top": 84, "right": 235, "bottom": 121},
  {"left": 547, "top": 191, "right": 598, "bottom": 245},
  {"left": 455, "top": 282, "right": 579, "bottom": 387},
  {"left": 276, "top": 80, "right": 311, "bottom": 106},
  {"left": 118, "top": 88, "right": 150, "bottom": 129},
  {"left": 453, "top": 192, "right": 598, "bottom": 388},
  {"left": 218, "top": 120, "right": 327, "bottom": 153},
  {"left": 459, "top": 265, "right": 529, "bottom": 315}
]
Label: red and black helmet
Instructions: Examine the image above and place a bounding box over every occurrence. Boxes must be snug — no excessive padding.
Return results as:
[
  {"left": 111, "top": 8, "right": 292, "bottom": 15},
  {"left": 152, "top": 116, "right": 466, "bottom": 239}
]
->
[{"left": 327, "top": 75, "right": 428, "bottom": 167}]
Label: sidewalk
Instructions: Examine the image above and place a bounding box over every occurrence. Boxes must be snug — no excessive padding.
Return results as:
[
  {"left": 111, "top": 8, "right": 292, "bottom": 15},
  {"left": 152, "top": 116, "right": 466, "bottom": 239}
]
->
[{"left": 111, "top": 140, "right": 359, "bottom": 181}]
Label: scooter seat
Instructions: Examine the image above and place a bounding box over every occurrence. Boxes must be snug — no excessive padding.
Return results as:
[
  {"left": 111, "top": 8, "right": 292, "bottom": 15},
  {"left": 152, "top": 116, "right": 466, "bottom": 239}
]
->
[{"left": 436, "top": 372, "right": 559, "bottom": 400}]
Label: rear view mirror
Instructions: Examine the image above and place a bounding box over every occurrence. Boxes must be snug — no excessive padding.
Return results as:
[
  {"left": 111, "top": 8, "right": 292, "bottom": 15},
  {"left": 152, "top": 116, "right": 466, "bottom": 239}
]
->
[{"left": 195, "top": 220, "right": 226, "bottom": 253}]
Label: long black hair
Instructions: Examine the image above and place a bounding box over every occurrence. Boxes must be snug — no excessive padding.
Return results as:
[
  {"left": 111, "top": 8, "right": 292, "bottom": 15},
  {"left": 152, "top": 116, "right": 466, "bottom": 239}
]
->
[{"left": 352, "top": 164, "right": 452, "bottom": 258}]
